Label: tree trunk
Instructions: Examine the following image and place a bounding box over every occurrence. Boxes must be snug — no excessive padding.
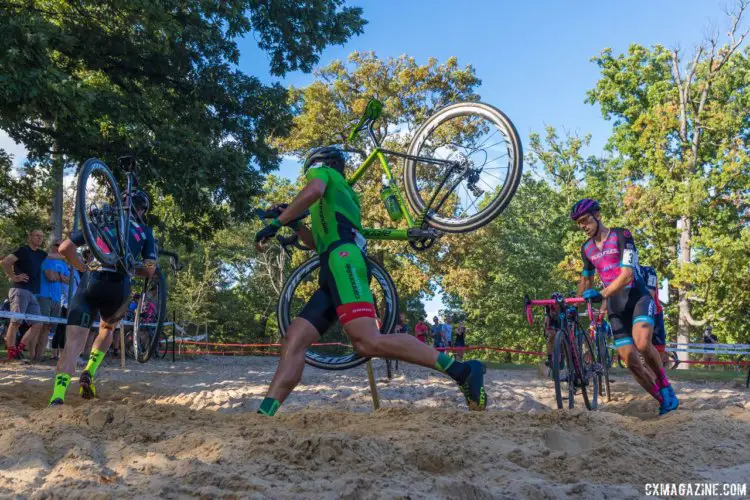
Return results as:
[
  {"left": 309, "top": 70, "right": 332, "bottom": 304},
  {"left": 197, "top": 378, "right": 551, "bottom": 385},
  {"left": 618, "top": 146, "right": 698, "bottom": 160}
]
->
[
  {"left": 50, "top": 155, "right": 64, "bottom": 241},
  {"left": 676, "top": 216, "right": 692, "bottom": 369}
]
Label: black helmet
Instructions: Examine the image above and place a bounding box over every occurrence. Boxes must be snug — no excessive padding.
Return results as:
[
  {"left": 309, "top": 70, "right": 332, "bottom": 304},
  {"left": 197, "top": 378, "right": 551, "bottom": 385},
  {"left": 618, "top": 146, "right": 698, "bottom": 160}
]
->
[
  {"left": 123, "top": 189, "right": 150, "bottom": 215},
  {"left": 303, "top": 146, "right": 346, "bottom": 174}
]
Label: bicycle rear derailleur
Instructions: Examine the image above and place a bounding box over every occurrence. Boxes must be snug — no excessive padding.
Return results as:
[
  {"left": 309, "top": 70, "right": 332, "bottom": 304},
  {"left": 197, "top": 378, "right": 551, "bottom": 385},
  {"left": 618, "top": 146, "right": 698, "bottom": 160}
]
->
[{"left": 407, "top": 228, "right": 442, "bottom": 252}]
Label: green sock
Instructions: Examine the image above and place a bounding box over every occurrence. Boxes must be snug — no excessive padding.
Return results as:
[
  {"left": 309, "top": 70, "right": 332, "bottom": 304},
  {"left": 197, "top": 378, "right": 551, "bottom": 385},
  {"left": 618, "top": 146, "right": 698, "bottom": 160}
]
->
[
  {"left": 435, "top": 352, "right": 455, "bottom": 372},
  {"left": 258, "top": 397, "right": 280, "bottom": 416},
  {"left": 435, "top": 352, "right": 470, "bottom": 384},
  {"left": 84, "top": 348, "right": 105, "bottom": 377},
  {"left": 50, "top": 373, "right": 71, "bottom": 403}
]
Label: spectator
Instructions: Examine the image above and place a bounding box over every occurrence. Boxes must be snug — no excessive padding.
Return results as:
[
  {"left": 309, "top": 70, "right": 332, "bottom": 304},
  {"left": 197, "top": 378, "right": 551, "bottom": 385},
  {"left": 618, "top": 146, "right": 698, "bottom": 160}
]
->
[
  {"left": 414, "top": 318, "right": 428, "bottom": 343},
  {"left": 431, "top": 316, "right": 443, "bottom": 349},
  {"left": 442, "top": 316, "right": 453, "bottom": 350},
  {"left": 454, "top": 321, "right": 467, "bottom": 361},
  {"left": 36, "top": 239, "right": 70, "bottom": 361},
  {"left": 2, "top": 229, "right": 61, "bottom": 360},
  {"left": 52, "top": 266, "right": 80, "bottom": 361},
  {"left": 394, "top": 312, "right": 410, "bottom": 335},
  {"left": 702, "top": 325, "right": 718, "bottom": 369}
]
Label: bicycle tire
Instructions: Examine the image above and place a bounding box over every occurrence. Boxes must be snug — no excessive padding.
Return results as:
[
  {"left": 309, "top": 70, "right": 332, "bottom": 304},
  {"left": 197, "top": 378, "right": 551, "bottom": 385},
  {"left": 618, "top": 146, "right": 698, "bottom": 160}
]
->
[
  {"left": 277, "top": 255, "right": 399, "bottom": 371},
  {"left": 597, "top": 328, "right": 612, "bottom": 402},
  {"left": 552, "top": 329, "right": 574, "bottom": 410},
  {"left": 134, "top": 267, "right": 167, "bottom": 363},
  {"left": 75, "top": 158, "right": 125, "bottom": 267},
  {"left": 403, "top": 102, "right": 523, "bottom": 233},
  {"left": 578, "top": 329, "right": 599, "bottom": 411}
]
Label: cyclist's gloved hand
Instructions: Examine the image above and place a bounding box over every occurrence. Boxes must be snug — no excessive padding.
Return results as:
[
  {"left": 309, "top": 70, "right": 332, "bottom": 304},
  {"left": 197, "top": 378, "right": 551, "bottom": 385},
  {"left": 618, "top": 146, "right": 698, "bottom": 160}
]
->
[
  {"left": 255, "top": 218, "right": 282, "bottom": 248},
  {"left": 274, "top": 203, "right": 302, "bottom": 230},
  {"left": 582, "top": 288, "right": 603, "bottom": 303}
]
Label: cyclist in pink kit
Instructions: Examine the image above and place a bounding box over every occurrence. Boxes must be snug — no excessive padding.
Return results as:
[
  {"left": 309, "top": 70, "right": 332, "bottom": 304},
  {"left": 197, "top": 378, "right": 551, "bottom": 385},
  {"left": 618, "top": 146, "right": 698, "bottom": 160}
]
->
[{"left": 572, "top": 198, "right": 678, "bottom": 415}]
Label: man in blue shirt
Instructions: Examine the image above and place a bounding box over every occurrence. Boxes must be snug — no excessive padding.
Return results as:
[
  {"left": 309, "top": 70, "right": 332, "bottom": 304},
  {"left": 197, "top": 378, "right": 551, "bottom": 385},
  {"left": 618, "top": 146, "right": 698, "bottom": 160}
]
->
[
  {"left": 442, "top": 316, "right": 454, "bottom": 348},
  {"left": 35, "top": 239, "right": 70, "bottom": 361}
]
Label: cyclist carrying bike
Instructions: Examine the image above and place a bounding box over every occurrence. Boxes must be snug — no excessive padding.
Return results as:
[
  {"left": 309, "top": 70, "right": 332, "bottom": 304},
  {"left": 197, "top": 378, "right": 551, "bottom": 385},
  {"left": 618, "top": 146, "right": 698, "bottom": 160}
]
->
[
  {"left": 640, "top": 266, "right": 668, "bottom": 363},
  {"left": 571, "top": 199, "right": 678, "bottom": 415},
  {"left": 254, "top": 146, "right": 486, "bottom": 416},
  {"left": 48, "top": 189, "right": 156, "bottom": 406}
]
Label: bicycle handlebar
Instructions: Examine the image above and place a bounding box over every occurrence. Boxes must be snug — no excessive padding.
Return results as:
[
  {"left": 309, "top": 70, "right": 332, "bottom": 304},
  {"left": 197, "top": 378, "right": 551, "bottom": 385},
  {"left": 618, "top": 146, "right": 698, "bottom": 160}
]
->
[
  {"left": 524, "top": 296, "right": 594, "bottom": 326},
  {"left": 254, "top": 206, "right": 311, "bottom": 253}
]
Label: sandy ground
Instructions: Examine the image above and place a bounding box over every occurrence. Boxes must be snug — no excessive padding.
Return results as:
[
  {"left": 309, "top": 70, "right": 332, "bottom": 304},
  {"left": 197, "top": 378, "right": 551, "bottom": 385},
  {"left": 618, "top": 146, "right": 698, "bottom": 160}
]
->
[{"left": 1, "top": 356, "right": 749, "bottom": 499}]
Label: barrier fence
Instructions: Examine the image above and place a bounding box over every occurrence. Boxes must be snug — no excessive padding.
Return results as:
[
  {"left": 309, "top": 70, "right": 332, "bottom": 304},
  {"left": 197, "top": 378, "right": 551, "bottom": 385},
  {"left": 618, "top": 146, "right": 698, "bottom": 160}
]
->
[{"left": 3, "top": 310, "right": 750, "bottom": 368}]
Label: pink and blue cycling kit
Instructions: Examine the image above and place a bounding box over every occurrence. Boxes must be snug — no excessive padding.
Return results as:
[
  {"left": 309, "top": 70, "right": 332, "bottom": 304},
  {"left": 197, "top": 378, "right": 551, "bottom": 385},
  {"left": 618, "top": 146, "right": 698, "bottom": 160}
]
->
[{"left": 580, "top": 228, "right": 654, "bottom": 345}]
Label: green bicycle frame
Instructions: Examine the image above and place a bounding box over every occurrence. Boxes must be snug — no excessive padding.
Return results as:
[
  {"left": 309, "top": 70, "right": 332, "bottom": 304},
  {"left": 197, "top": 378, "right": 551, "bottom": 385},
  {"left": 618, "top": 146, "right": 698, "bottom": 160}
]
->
[{"left": 345, "top": 100, "right": 451, "bottom": 242}]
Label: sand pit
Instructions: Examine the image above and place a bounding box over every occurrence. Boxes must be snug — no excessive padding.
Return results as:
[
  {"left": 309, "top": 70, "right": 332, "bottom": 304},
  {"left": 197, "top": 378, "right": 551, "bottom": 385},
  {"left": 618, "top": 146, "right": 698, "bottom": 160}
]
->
[{"left": 1, "top": 356, "right": 749, "bottom": 498}]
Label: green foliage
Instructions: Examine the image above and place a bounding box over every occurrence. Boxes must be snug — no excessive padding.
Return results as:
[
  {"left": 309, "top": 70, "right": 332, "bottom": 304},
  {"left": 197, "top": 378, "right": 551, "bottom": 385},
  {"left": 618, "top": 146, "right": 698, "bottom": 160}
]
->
[{"left": 0, "top": 0, "right": 365, "bottom": 235}]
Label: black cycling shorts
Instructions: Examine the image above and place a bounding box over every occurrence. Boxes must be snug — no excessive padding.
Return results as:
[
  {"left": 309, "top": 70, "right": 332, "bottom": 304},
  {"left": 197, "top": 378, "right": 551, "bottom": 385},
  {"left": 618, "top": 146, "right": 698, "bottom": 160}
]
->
[
  {"left": 67, "top": 271, "right": 131, "bottom": 329},
  {"left": 607, "top": 286, "right": 655, "bottom": 346}
]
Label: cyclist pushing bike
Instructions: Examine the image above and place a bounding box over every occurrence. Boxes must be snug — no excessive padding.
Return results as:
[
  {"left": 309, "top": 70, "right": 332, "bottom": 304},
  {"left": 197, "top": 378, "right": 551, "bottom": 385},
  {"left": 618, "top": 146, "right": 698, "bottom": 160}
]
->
[
  {"left": 49, "top": 188, "right": 156, "bottom": 405},
  {"left": 571, "top": 198, "right": 678, "bottom": 415},
  {"left": 254, "top": 146, "right": 487, "bottom": 416}
]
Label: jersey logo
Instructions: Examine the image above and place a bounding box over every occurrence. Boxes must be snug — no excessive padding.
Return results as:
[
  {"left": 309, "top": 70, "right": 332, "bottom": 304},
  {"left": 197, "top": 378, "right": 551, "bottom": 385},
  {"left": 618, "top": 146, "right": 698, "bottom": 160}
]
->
[
  {"left": 623, "top": 229, "right": 632, "bottom": 238},
  {"left": 339, "top": 251, "right": 349, "bottom": 257}
]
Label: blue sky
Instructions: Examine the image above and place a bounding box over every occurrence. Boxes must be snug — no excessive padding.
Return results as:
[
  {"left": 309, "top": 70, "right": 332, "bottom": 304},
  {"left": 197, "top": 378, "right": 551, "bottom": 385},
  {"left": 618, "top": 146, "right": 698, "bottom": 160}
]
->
[{"left": 0, "top": 0, "right": 730, "bottom": 315}]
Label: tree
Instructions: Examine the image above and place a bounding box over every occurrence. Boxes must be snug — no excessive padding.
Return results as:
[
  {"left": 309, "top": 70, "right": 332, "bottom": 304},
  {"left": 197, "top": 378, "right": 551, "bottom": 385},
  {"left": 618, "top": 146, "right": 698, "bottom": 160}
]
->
[
  {"left": 0, "top": 0, "right": 366, "bottom": 238},
  {"left": 587, "top": 1, "right": 750, "bottom": 352}
]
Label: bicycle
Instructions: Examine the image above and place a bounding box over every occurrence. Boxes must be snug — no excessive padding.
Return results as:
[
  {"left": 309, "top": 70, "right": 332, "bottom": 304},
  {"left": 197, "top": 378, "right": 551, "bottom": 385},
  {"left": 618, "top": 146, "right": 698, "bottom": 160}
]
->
[
  {"left": 75, "top": 156, "right": 178, "bottom": 363},
  {"left": 526, "top": 296, "right": 599, "bottom": 410},
  {"left": 125, "top": 249, "right": 182, "bottom": 362},
  {"left": 587, "top": 306, "right": 611, "bottom": 402},
  {"left": 276, "top": 98, "right": 523, "bottom": 370}
]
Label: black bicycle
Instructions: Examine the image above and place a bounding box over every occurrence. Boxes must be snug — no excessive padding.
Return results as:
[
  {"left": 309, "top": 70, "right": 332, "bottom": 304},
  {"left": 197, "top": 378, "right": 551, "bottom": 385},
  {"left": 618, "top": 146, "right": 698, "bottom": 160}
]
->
[
  {"left": 526, "top": 296, "right": 599, "bottom": 410},
  {"left": 76, "top": 156, "right": 177, "bottom": 362}
]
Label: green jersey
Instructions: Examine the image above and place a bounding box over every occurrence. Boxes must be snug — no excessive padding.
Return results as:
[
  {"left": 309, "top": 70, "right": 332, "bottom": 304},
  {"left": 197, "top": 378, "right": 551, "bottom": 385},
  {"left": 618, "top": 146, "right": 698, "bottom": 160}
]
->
[{"left": 305, "top": 164, "right": 363, "bottom": 253}]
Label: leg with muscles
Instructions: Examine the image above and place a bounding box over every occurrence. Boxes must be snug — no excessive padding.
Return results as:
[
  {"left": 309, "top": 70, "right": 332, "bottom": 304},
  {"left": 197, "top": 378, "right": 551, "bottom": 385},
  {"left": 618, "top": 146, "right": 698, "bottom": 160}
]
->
[
  {"left": 326, "top": 243, "right": 486, "bottom": 410},
  {"left": 260, "top": 317, "right": 323, "bottom": 415},
  {"left": 20, "top": 323, "right": 43, "bottom": 360},
  {"left": 610, "top": 313, "right": 661, "bottom": 403},
  {"left": 79, "top": 320, "right": 117, "bottom": 399},
  {"left": 49, "top": 325, "right": 90, "bottom": 405},
  {"left": 634, "top": 318, "right": 678, "bottom": 415}
]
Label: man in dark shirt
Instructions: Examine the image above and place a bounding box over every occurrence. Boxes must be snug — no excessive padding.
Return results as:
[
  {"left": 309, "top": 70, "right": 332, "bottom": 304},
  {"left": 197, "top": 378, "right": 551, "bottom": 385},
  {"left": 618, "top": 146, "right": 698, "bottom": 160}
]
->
[{"left": 2, "top": 229, "right": 63, "bottom": 360}]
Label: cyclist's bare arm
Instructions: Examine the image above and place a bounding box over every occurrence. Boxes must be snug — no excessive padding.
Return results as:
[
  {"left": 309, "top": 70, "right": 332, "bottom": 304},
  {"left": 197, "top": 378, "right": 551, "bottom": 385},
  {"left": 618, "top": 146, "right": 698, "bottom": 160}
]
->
[
  {"left": 277, "top": 179, "right": 326, "bottom": 225},
  {"left": 59, "top": 239, "right": 87, "bottom": 273},
  {"left": 577, "top": 275, "right": 593, "bottom": 296},
  {"left": 602, "top": 267, "right": 633, "bottom": 299},
  {"left": 135, "top": 260, "right": 156, "bottom": 278},
  {"left": 295, "top": 225, "right": 317, "bottom": 252}
]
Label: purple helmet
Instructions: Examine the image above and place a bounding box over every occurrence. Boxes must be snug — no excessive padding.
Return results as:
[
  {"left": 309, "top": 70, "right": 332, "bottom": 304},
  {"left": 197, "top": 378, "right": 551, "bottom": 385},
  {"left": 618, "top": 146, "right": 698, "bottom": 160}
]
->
[{"left": 570, "top": 198, "right": 600, "bottom": 220}]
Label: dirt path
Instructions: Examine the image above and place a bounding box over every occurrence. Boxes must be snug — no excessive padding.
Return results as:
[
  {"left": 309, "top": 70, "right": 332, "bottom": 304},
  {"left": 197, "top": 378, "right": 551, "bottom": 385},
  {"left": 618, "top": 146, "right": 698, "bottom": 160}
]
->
[{"left": 1, "top": 357, "right": 749, "bottom": 498}]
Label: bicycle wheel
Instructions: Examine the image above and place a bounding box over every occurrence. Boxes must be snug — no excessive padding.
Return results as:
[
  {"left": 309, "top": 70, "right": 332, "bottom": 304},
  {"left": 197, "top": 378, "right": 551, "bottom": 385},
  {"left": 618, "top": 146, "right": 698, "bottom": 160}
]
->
[
  {"left": 277, "top": 255, "right": 399, "bottom": 370},
  {"left": 133, "top": 267, "right": 167, "bottom": 363},
  {"left": 156, "top": 331, "right": 169, "bottom": 359},
  {"left": 596, "top": 328, "right": 611, "bottom": 402},
  {"left": 75, "top": 159, "right": 126, "bottom": 267},
  {"left": 578, "top": 329, "right": 599, "bottom": 411},
  {"left": 552, "top": 330, "right": 574, "bottom": 410},
  {"left": 403, "top": 102, "right": 523, "bottom": 233}
]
